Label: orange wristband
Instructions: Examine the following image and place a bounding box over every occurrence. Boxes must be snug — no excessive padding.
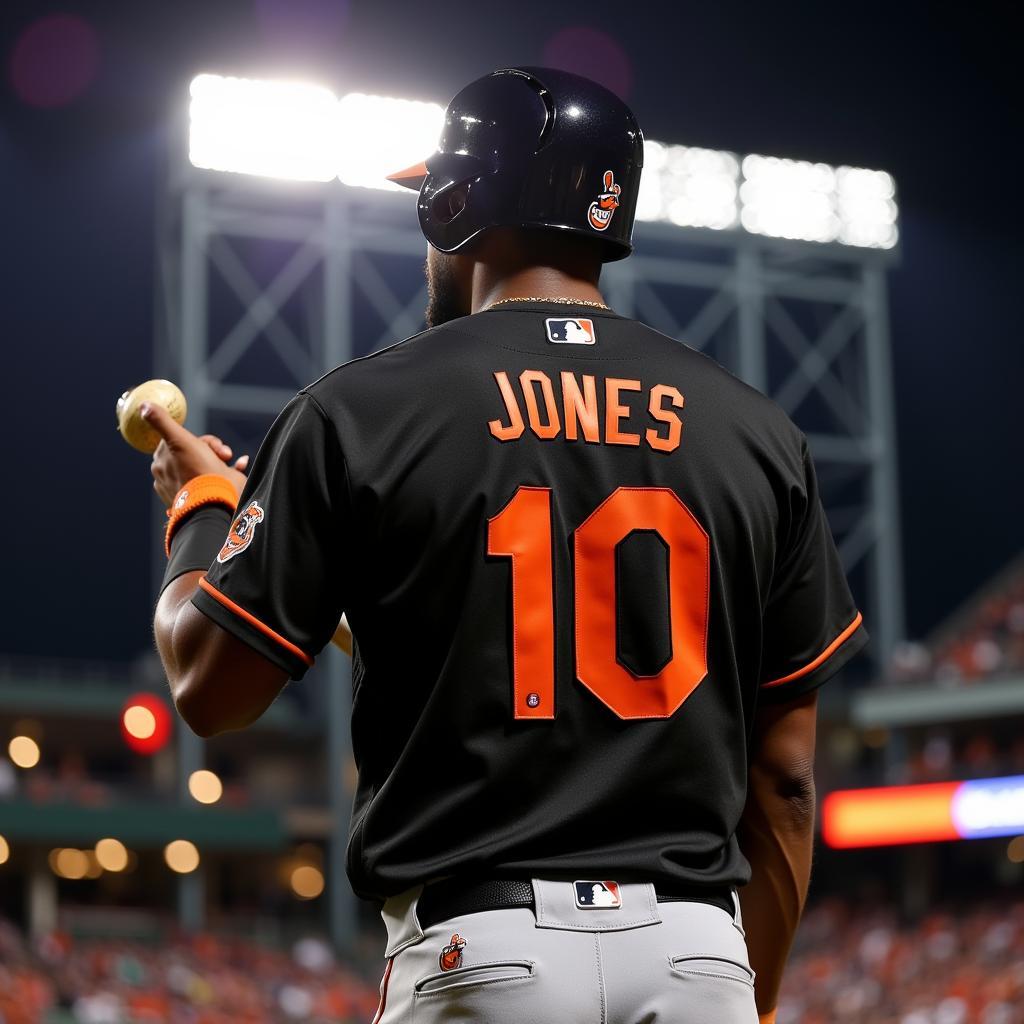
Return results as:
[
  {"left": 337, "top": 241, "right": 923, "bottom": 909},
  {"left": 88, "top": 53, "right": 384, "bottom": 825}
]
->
[
  {"left": 165, "top": 474, "right": 239, "bottom": 556},
  {"left": 759, "top": 1012, "right": 777, "bottom": 1024}
]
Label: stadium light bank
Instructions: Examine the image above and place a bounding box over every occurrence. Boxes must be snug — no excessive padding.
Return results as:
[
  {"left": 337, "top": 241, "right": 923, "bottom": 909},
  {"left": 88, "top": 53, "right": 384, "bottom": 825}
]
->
[{"left": 187, "top": 73, "right": 898, "bottom": 250}]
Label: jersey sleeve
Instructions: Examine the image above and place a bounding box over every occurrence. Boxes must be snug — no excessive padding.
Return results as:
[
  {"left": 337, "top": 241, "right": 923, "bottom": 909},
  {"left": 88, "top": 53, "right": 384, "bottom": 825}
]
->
[
  {"left": 759, "top": 438, "right": 869, "bottom": 703},
  {"left": 190, "top": 393, "right": 349, "bottom": 680}
]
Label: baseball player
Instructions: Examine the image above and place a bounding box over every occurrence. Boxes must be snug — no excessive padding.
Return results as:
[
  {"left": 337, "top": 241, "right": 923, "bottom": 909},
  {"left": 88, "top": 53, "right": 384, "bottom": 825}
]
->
[{"left": 148, "top": 67, "right": 867, "bottom": 1023}]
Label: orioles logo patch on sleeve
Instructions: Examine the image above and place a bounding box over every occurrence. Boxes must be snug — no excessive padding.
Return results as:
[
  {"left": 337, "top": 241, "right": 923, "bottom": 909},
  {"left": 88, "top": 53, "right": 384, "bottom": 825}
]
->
[{"left": 217, "top": 500, "right": 265, "bottom": 563}]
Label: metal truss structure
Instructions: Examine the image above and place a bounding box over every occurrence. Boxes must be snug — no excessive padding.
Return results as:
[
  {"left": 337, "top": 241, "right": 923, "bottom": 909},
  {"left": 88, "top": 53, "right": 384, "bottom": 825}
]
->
[{"left": 155, "top": 170, "right": 905, "bottom": 945}]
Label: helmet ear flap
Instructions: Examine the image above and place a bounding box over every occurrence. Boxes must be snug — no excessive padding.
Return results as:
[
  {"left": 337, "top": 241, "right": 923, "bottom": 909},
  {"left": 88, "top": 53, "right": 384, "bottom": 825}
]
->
[{"left": 431, "top": 181, "right": 472, "bottom": 225}]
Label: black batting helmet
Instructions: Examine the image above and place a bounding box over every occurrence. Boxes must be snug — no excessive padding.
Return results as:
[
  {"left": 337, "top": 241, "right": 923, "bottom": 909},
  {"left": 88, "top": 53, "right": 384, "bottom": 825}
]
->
[{"left": 387, "top": 67, "right": 644, "bottom": 262}]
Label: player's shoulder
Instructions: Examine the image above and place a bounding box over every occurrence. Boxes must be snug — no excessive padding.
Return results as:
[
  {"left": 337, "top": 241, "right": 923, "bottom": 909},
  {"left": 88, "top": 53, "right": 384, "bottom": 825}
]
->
[
  {"left": 634, "top": 318, "right": 805, "bottom": 451},
  {"left": 301, "top": 309, "right": 804, "bottom": 458},
  {"left": 302, "top": 317, "right": 479, "bottom": 405}
]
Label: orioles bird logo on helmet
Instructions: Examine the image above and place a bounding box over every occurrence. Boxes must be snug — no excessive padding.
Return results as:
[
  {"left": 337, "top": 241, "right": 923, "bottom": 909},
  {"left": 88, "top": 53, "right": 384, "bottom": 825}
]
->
[
  {"left": 439, "top": 933, "right": 467, "bottom": 971},
  {"left": 587, "top": 170, "right": 621, "bottom": 232},
  {"left": 217, "top": 500, "right": 265, "bottom": 563}
]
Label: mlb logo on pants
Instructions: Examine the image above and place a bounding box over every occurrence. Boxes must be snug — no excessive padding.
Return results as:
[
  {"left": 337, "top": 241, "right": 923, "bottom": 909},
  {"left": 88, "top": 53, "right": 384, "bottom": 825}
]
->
[
  {"left": 574, "top": 880, "right": 622, "bottom": 909},
  {"left": 546, "top": 318, "right": 596, "bottom": 344}
]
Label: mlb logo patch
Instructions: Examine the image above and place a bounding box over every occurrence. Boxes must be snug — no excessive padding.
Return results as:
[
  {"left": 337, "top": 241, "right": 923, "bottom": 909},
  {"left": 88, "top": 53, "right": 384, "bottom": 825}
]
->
[
  {"left": 574, "top": 880, "right": 622, "bottom": 909},
  {"left": 546, "top": 317, "right": 596, "bottom": 345}
]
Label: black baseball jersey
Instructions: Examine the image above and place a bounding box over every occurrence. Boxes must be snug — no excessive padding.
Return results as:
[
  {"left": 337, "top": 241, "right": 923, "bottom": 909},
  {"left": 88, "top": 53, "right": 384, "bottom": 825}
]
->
[{"left": 192, "top": 300, "right": 868, "bottom": 901}]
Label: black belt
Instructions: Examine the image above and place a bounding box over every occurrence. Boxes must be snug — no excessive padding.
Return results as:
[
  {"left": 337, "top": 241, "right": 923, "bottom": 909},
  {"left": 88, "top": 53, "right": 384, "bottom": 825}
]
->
[{"left": 417, "top": 877, "right": 733, "bottom": 931}]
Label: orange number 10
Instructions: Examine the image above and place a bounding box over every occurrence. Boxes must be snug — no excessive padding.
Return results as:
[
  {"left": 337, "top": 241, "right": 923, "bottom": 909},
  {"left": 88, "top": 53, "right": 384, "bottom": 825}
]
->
[{"left": 487, "top": 486, "right": 710, "bottom": 721}]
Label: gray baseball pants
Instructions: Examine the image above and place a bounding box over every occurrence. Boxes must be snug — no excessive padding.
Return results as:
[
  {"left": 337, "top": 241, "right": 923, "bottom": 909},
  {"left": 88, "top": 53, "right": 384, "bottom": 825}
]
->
[{"left": 373, "top": 879, "right": 758, "bottom": 1023}]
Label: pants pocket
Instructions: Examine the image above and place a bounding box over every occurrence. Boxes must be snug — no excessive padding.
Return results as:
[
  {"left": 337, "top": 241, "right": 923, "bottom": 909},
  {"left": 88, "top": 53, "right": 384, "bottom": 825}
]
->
[
  {"left": 667, "top": 955, "right": 758, "bottom": 1022},
  {"left": 669, "top": 955, "right": 755, "bottom": 987},
  {"left": 414, "top": 959, "right": 535, "bottom": 996}
]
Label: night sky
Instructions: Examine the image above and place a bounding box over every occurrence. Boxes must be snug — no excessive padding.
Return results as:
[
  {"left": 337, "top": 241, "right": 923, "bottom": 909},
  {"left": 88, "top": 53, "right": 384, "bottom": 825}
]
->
[{"left": 0, "top": 1, "right": 1019, "bottom": 664}]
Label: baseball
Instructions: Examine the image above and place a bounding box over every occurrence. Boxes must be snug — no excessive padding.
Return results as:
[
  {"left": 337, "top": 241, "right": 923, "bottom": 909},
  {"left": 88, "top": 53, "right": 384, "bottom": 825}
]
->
[{"left": 116, "top": 379, "right": 187, "bottom": 453}]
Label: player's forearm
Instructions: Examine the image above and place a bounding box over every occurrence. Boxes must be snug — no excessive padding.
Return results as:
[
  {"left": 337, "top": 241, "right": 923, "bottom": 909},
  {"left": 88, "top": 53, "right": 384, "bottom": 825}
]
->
[{"left": 736, "top": 766, "right": 815, "bottom": 1016}]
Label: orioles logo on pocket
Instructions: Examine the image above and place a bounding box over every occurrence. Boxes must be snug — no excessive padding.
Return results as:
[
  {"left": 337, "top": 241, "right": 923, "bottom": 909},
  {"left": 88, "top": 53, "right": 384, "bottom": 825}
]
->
[
  {"left": 587, "top": 169, "right": 621, "bottom": 232},
  {"left": 439, "top": 933, "right": 467, "bottom": 972},
  {"left": 217, "top": 500, "right": 265, "bottom": 563}
]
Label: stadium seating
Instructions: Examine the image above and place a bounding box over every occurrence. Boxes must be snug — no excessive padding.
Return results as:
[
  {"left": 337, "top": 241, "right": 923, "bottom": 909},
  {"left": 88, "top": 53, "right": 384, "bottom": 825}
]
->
[
  {"left": 3, "top": 901, "right": 1023, "bottom": 1023},
  {"left": 0, "top": 918, "right": 380, "bottom": 1024},
  {"left": 888, "top": 556, "right": 1024, "bottom": 687},
  {"left": 780, "top": 900, "right": 1024, "bottom": 1023}
]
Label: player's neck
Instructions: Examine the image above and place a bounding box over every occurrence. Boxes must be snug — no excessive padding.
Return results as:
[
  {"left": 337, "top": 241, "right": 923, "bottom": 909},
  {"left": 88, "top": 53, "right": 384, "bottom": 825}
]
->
[{"left": 472, "top": 266, "right": 605, "bottom": 313}]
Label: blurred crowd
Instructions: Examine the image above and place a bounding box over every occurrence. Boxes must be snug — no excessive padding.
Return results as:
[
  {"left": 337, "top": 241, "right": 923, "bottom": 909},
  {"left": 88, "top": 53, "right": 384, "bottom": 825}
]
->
[
  {"left": 822, "top": 722, "right": 1024, "bottom": 794},
  {"left": 780, "top": 900, "right": 1024, "bottom": 1024},
  {"left": 0, "top": 920, "right": 380, "bottom": 1024},
  {"left": 883, "top": 731, "right": 1024, "bottom": 787},
  {"left": 888, "top": 558, "right": 1024, "bottom": 686},
  {"left": 4, "top": 901, "right": 1024, "bottom": 1024}
]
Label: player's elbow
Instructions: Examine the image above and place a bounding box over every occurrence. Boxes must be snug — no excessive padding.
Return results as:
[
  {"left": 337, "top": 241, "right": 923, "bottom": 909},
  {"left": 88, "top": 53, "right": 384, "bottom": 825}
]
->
[
  {"left": 773, "top": 763, "right": 817, "bottom": 831},
  {"left": 745, "top": 757, "right": 817, "bottom": 838},
  {"left": 171, "top": 672, "right": 228, "bottom": 738},
  {"left": 748, "top": 691, "right": 820, "bottom": 833},
  {"left": 171, "top": 658, "right": 284, "bottom": 737}
]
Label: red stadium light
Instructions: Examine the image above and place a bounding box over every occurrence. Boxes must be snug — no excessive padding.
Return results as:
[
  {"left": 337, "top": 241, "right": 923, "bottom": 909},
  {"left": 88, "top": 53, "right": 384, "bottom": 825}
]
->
[{"left": 120, "top": 693, "right": 172, "bottom": 756}]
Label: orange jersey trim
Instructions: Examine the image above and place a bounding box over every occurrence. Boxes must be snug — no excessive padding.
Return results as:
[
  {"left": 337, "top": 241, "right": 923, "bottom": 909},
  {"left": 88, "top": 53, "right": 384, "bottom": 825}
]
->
[
  {"left": 197, "top": 577, "right": 314, "bottom": 668},
  {"left": 762, "top": 611, "right": 863, "bottom": 688}
]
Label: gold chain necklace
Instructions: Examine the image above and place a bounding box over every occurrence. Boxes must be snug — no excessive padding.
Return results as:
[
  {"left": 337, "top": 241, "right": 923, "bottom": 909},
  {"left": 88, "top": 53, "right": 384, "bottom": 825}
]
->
[{"left": 485, "top": 296, "right": 612, "bottom": 311}]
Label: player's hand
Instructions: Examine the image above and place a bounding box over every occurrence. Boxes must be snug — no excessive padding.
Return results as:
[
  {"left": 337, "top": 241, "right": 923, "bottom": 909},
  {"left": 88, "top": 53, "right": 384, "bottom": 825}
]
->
[
  {"left": 197, "top": 434, "right": 250, "bottom": 474},
  {"left": 144, "top": 403, "right": 249, "bottom": 507}
]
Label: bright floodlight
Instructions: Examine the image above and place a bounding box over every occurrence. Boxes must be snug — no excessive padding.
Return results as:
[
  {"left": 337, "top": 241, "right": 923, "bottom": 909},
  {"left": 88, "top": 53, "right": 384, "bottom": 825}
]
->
[
  {"left": 740, "top": 155, "right": 898, "bottom": 249},
  {"left": 185, "top": 75, "right": 898, "bottom": 248},
  {"left": 636, "top": 140, "right": 739, "bottom": 230},
  {"left": 189, "top": 74, "right": 340, "bottom": 182},
  {"left": 740, "top": 155, "right": 839, "bottom": 244},
  {"left": 836, "top": 166, "right": 898, "bottom": 249},
  {"left": 337, "top": 93, "right": 445, "bottom": 191}
]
